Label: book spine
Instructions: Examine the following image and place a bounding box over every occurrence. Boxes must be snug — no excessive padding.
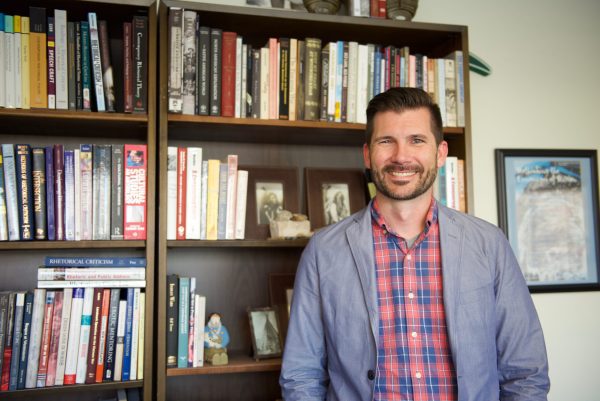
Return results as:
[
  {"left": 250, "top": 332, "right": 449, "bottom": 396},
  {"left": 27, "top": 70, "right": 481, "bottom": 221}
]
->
[
  {"left": 234, "top": 170, "right": 248, "bottom": 240},
  {"left": 137, "top": 292, "right": 145, "bottom": 380},
  {"left": 92, "top": 144, "right": 111, "bottom": 240},
  {"left": 356, "top": 44, "right": 369, "bottom": 124},
  {"left": 35, "top": 290, "right": 55, "bottom": 387},
  {"left": 44, "top": 146, "right": 55, "bottom": 240},
  {"left": 2, "top": 144, "right": 20, "bottom": 240},
  {"left": 54, "top": 289, "right": 72, "bottom": 386},
  {"left": 319, "top": 45, "right": 329, "bottom": 121},
  {"left": 75, "top": 22, "right": 83, "bottom": 109},
  {"left": 16, "top": 291, "right": 34, "bottom": 389},
  {"left": 98, "top": 20, "right": 115, "bottom": 112},
  {"left": 32, "top": 147, "right": 46, "bottom": 239},
  {"left": 168, "top": 8, "right": 183, "bottom": 114},
  {"left": 205, "top": 159, "right": 220, "bottom": 240},
  {"left": 95, "top": 288, "right": 110, "bottom": 382},
  {"left": 341, "top": 42, "right": 349, "bottom": 122},
  {"left": 45, "top": 290, "right": 63, "bottom": 386},
  {"left": 245, "top": 44, "right": 254, "bottom": 118},
  {"left": 53, "top": 144, "right": 65, "bottom": 240},
  {"left": 177, "top": 277, "right": 189, "bottom": 368},
  {"left": 347, "top": 41, "right": 358, "bottom": 123},
  {"left": 29, "top": 7, "right": 47, "bottom": 108},
  {"left": 85, "top": 288, "right": 103, "bottom": 383},
  {"left": 209, "top": 28, "right": 222, "bottom": 116},
  {"left": 54, "top": 9, "right": 67, "bottom": 109},
  {"left": 216, "top": 163, "right": 228, "bottom": 240},
  {"left": 304, "top": 38, "right": 321, "bottom": 121},
  {"left": 0, "top": 292, "right": 15, "bottom": 390},
  {"left": 21, "top": 16, "right": 31, "bottom": 110},
  {"left": 240, "top": 42, "right": 248, "bottom": 118},
  {"left": 334, "top": 41, "right": 344, "bottom": 122},
  {"left": 326, "top": 43, "right": 336, "bottom": 121},
  {"left": 8, "top": 293, "right": 25, "bottom": 390},
  {"left": 63, "top": 287, "right": 84, "bottom": 385},
  {"left": 251, "top": 49, "right": 260, "bottom": 119},
  {"left": 187, "top": 278, "right": 195, "bottom": 367},
  {"left": 200, "top": 160, "right": 208, "bottom": 240},
  {"left": 74, "top": 288, "right": 94, "bottom": 384},
  {"left": 166, "top": 147, "right": 177, "bottom": 240},
  {"left": 197, "top": 26, "right": 210, "bottom": 115},
  {"left": 192, "top": 294, "right": 205, "bottom": 367},
  {"left": 38, "top": 268, "right": 145, "bottom": 281},
  {"left": 15, "top": 144, "right": 34, "bottom": 240},
  {"left": 111, "top": 145, "right": 124, "bottom": 240},
  {"left": 123, "top": 144, "right": 147, "bottom": 240},
  {"left": 220, "top": 31, "right": 236, "bottom": 118},
  {"left": 64, "top": 149, "right": 75, "bottom": 240},
  {"left": 74, "top": 148, "right": 81, "bottom": 240},
  {"left": 288, "top": 39, "right": 296, "bottom": 121},
  {"left": 166, "top": 274, "right": 178, "bottom": 368},
  {"left": 182, "top": 11, "right": 197, "bottom": 115},
  {"left": 278, "top": 38, "right": 290, "bottom": 120},
  {"left": 0, "top": 153, "right": 8, "bottom": 241},
  {"left": 128, "top": 288, "right": 141, "bottom": 380},
  {"left": 80, "top": 21, "right": 91, "bottom": 110},
  {"left": 44, "top": 256, "right": 147, "bottom": 267},
  {"left": 87, "top": 13, "right": 105, "bottom": 112},
  {"left": 0, "top": 294, "right": 8, "bottom": 382},
  {"left": 47, "top": 17, "right": 55, "bottom": 109},
  {"left": 132, "top": 16, "right": 148, "bottom": 113},
  {"left": 79, "top": 144, "right": 92, "bottom": 240},
  {"left": 185, "top": 147, "right": 202, "bottom": 239},
  {"left": 234, "top": 37, "right": 243, "bottom": 118},
  {"left": 175, "top": 147, "right": 187, "bottom": 240},
  {"left": 67, "top": 21, "right": 76, "bottom": 109},
  {"left": 38, "top": 280, "right": 146, "bottom": 289},
  {"left": 225, "top": 154, "right": 238, "bottom": 240},
  {"left": 259, "top": 47, "right": 269, "bottom": 119},
  {"left": 103, "top": 288, "right": 120, "bottom": 381},
  {"left": 114, "top": 295, "right": 127, "bottom": 381},
  {"left": 123, "top": 22, "right": 133, "bottom": 113}
]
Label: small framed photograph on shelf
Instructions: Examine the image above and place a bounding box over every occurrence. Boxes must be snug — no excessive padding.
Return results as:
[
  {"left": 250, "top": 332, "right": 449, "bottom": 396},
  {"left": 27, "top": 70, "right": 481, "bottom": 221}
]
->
[
  {"left": 495, "top": 149, "right": 600, "bottom": 292},
  {"left": 305, "top": 167, "right": 368, "bottom": 230},
  {"left": 268, "top": 273, "right": 296, "bottom": 344},
  {"left": 248, "top": 306, "right": 283, "bottom": 360},
  {"left": 242, "top": 166, "right": 299, "bottom": 240}
]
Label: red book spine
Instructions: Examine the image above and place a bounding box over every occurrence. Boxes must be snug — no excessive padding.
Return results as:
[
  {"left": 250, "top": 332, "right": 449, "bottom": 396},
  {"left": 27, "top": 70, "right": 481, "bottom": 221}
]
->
[
  {"left": 176, "top": 147, "right": 187, "bottom": 240},
  {"left": 378, "top": 0, "right": 387, "bottom": 18},
  {"left": 85, "top": 288, "right": 103, "bottom": 383},
  {"left": 220, "top": 31, "right": 237, "bottom": 117},
  {"left": 45, "top": 291, "right": 64, "bottom": 386},
  {"left": 95, "top": 289, "right": 111, "bottom": 382},
  {"left": 37, "top": 292, "right": 56, "bottom": 387},
  {"left": 123, "top": 22, "right": 133, "bottom": 113},
  {"left": 123, "top": 144, "right": 148, "bottom": 240},
  {"left": 370, "top": 0, "right": 379, "bottom": 17}
]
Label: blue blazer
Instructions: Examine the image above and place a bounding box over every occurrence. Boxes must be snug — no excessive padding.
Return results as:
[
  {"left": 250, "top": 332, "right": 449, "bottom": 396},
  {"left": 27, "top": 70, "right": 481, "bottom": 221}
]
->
[{"left": 280, "top": 202, "right": 549, "bottom": 401}]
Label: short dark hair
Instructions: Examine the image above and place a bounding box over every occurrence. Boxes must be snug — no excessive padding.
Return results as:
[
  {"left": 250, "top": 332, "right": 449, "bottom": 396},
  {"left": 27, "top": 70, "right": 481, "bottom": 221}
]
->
[{"left": 365, "top": 87, "right": 444, "bottom": 145}]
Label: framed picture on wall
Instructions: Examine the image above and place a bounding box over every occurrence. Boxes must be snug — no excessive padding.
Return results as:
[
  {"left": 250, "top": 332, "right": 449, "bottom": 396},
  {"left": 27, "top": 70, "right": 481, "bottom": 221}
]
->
[
  {"left": 248, "top": 306, "right": 283, "bottom": 360},
  {"left": 495, "top": 149, "right": 600, "bottom": 292}
]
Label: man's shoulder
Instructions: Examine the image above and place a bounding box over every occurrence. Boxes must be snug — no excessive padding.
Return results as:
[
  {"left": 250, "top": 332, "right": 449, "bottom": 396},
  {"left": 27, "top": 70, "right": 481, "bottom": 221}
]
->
[
  {"left": 438, "top": 204, "right": 504, "bottom": 239},
  {"left": 307, "top": 207, "right": 369, "bottom": 248}
]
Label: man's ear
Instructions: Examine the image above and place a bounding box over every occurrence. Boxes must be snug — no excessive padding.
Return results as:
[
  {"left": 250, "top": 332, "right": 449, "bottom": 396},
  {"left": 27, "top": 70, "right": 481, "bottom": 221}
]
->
[
  {"left": 363, "top": 143, "right": 371, "bottom": 169},
  {"left": 437, "top": 140, "right": 448, "bottom": 169}
]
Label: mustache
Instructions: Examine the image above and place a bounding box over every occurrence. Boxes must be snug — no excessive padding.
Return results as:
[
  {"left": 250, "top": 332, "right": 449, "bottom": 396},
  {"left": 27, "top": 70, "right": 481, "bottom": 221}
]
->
[{"left": 382, "top": 163, "right": 424, "bottom": 174}]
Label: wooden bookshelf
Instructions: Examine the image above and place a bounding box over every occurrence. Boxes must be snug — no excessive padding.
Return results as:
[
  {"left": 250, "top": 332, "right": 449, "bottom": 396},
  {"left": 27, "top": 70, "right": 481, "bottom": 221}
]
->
[
  {"left": 156, "top": 2, "right": 471, "bottom": 401},
  {"left": 0, "top": 1, "right": 157, "bottom": 400}
]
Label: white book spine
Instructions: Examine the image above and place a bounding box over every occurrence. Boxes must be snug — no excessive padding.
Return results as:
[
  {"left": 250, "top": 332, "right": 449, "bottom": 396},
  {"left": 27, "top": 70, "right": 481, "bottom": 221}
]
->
[
  {"left": 64, "top": 151, "right": 75, "bottom": 240},
  {"left": 168, "top": 8, "right": 183, "bottom": 113},
  {"left": 225, "top": 155, "right": 238, "bottom": 240},
  {"left": 188, "top": 277, "right": 196, "bottom": 367},
  {"left": 234, "top": 170, "right": 248, "bottom": 240},
  {"left": 2, "top": 144, "right": 20, "bottom": 241},
  {"left": 55, "top": 10, "right": 68, "bottom": 109},
  {"left": 454, "top": 51, "right": 465, "bottom": 127},
  {"left": 4, "top": 23, "right": 15, "bottom": 108},
  {"left": 54, "top": 289, "right": 73, "bottom": 385},
  {"left": 380, "top": 60, "right": 385, "bottom": 94},
  {"left": 129, "top": 288, "right": 140, "bottom": 380},
  {"left": 25, "top": 289, "right": 46, "bottom": 388},
  {"left": 14, "top": 23, "right": 21, "bottom": 108},
  {"left": 63, "top": 288, "right": 84, "bottom": 385},
  {"left": 436, "top": 58, "right": 446, "bottom": 127},
  {"left": 192, "top": 294, "right": 205, "bottom": 367},
  {"left": 199, "top": 160, "right": 208, "bottom": 240},
  {"left": 288, "top": 39, "right": 297, "bottom": 121},
  {"left": 74, "top": 149, "right": 81, "bottom": 240},
  {"left": 240, "top": 43, "right": 248, "bottom": 118},
  {"left": 356, "top": 44, "right": 369, "bottom": 124},
  {"left": 75, "top": 288, "right": 94, "bottom": 384},
  {"left": 114, "top": 299, "right": 127, "bottom": 381},
  {"left": 181, "top": 10, "right": 197, "bottom": 115},
  {"left": 38, "top": 267, "right": 146, "bottom": 281},
  {"left": 445, "top": 156, "right": 459, "bottom": 210},
  {"left": 366, "top": 44, "right": 374, "bottom": 99},
  {"left": 185, "top": 147, "right": 203, "bottom": 239},
  {"left": 444, "top": 58, "right": 457, "bottom": 127},
  {"left": 88, "top": 13, "right": 105, "bottom": 112},
  {"left": 38, "top": 280, "right": 146, "bottom": 289},
  {"left": 0, "top": 29, "right": 5, "bottom": 107},
  {"left": 80, "top": 145, "right": 93, "bottom": 240},
  {"left": 137, "top": 292, "right": 145, "bottom": 380},
  {"left": 167, "top": 146, "right": 178, "bottom": 240},
  {"left": 346, "top": 41, "right": 358, "bottom": 123},
  {"left": 234, "top": 36, "right": 242, "bottom": 118},
  {"left": 259, "top": 47, "right": 269, "bottom": 119}
]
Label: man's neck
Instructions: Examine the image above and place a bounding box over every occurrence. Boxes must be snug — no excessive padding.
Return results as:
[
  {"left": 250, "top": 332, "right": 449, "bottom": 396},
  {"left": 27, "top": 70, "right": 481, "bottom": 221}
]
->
[{"left": 376, "top": 192, "right": 433, "bottom": 240}]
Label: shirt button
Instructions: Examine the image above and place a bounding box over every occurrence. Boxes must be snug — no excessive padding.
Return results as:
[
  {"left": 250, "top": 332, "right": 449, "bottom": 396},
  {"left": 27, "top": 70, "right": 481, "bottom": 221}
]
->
[
  {"left": 367, "top": 370, "right": 375, "bottom": 380},
  {"left": 415, "top": 372, "right": 422, "bottom": 379},
  {"left": 406, "top": 254, "right": 412, "bottom": 261},
  {"left": 411, "top": 331, "right": 417, "bottom": 338},
  {"left": 408, "top": 292, "right": 414, "bottom": 299}
]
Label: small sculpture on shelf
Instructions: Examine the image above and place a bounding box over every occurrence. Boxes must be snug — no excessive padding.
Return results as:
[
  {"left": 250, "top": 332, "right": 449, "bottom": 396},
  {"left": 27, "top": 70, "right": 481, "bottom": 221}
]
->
[
  {"left": 204, "top": 313, "right": 230, "bottom": 365},
  {"left": 269, "top": 210, "right": 312, "bottom": 240}
]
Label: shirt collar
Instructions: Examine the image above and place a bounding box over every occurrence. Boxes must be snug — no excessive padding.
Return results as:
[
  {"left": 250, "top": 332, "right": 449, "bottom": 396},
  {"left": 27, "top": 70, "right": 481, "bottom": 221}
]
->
[{"left": 370, "top": 196, "right": 438, "bottom": 238}]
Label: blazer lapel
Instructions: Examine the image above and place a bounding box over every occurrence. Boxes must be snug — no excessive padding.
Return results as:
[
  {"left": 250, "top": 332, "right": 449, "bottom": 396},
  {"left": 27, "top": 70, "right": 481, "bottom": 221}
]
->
[{"left": 346, "top": 206, "right": 379, "bottom": 343}]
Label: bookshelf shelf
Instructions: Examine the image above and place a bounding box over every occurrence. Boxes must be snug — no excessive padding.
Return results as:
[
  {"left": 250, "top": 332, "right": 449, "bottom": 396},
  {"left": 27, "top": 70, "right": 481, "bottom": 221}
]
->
[
  {"left": 167, "top": 354, "right": 281, "bottom": 376},
  {"left": 0, "top": 240, "right": 146, "bottom": 251},
  {"left": 167, "top": 238, "right": 309, "bottom": 248},
  {"left": 2, "top": 380, "right": 143, "bottom": 399}
]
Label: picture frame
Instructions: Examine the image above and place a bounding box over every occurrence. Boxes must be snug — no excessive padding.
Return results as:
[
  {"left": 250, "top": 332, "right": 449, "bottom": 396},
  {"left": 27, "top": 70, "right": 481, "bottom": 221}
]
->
[
  {"left": 305, "top": 168, "right": 368, "bottom": 230},
  {"left": 242, "top": 166, "right": 299, "bottom": 240},
  {"left": 495, "top": 149, "right": 600, "bottom": 292},
  {"left": 247, "top": 306, "right": 283, "bottom": 360},
  {"left": 268, "top": 273, "right": 295, "bottom": 345}
]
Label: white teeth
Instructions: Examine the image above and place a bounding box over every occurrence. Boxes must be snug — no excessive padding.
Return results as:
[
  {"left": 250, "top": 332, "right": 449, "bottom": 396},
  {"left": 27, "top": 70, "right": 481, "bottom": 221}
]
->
[{"left": 390, "top": 171, "right": 415, "bottom": 177}]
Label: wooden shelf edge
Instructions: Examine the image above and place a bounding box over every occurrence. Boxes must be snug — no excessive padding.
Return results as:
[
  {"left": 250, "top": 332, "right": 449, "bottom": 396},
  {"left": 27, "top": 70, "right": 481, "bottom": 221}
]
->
[
  {"left": 167, "top": 238, "right": 309, "bottom": 248},
  {"left": 167, "top": 355, "right": 282, "bottom": 376},
  {"left": 0, "top": 240, "right": 146, "bottom": 250},
  {"left": 1, "top": 380, "right": 143, "bottom": 398},
  {"left": 0, "top": 108, "right": 148, "bottom": 123}
]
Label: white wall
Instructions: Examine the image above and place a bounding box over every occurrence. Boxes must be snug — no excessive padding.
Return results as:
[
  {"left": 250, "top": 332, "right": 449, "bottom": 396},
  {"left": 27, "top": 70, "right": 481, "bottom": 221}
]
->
[{"left": 192, "top": 1, "right": 600, "bottom": 399}]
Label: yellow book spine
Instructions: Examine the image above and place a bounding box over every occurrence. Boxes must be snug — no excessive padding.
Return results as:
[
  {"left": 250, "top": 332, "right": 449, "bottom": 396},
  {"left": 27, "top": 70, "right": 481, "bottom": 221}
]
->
[
  {"left": 21, "top": 16, "right": 30, "bottom": 109},
  {"left": 205, "top": 159, "right": 221, "bottom": 240}
]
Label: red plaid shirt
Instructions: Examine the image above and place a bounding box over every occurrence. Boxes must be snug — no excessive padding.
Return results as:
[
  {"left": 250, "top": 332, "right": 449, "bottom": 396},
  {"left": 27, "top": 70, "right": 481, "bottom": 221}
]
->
[{"left": 371, "top": 198, "right": 457, "bottom": 401}]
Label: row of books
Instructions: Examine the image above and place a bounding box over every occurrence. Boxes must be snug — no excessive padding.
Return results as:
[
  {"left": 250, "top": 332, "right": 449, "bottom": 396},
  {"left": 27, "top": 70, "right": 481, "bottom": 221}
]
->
[
  {"left": 0, "top": 8, "right": 148, "bottom": 112},
  {"left": 166, "top": 8, "right": 464, "bottom": 127},
  {"left": 166, "top": 275, "right": 206, "bottom": 369},
  {"left": 0, "top": 143, "right": 148, "bottom": 242},
  {"left": 0, "top": 285, "right": 145, "bottom": 392},
  {"left": 434, "top": 157, "right": 467, "bottom": 212},
  {"left": 167, "top": 148, "right": 248, "bottom": 240}
]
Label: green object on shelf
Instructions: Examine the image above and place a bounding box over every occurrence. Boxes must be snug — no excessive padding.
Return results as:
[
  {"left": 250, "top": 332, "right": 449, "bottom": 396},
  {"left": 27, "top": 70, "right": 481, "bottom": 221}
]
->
[{"left": 469, "top": 52, "right": 491, "bottom": 76}]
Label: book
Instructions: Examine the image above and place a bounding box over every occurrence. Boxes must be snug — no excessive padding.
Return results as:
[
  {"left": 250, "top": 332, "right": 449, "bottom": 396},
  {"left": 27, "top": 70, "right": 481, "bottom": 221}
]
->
[
  {"left": 24, "top": 289, "right": 45, "bottom": 388},
  {"left": 111, "top": 145, "right": 124, "bottom": 240},
  {"left": 36, "top": 290, "right": 55, "bottom": 387},
  {"left": 168, "top": 8, "right": 183, "bottom": 113},
  {"left": 95, "top": 288, "right": 111, "bottom": 382},
  {"left": 44, "top": 256, "right": 147, "bottom": 267},
  {"left": 123, "top": 22, "right": 133, "bottom": 112},
  {"left": 45, "top": 290, "right": 63, "bottom": 386},
  {"left": 136, "top": 292, "right": 145, "bottom": 380},
  {"left": 186, "top": 147, "right": 203, "bottom": 239},
  {"left": 29, "top": 7, "right": 47, "bottom": 108},
  {"left": 74, "top": 148, "right": 81, "bottom": 240},
  {"left": 167, "top": 147, "right": 177, "bottom": 240},
  {"left": 64, "top": 149, "right": 75, "bottom": 240},
  {"left": 121, "top": 288, "right": 135, "bottom": 380},
  {"left": 205, "top": 159, "right": 220, "bottom": 240},
  {"left": 47, "top": 16, "right": 56, "bottom": 109},
  {"left": 278, "top": 38, "right": 290, "bottom": 120},
  {"left": 200, "top": 160, "right": 208, "bottom": 240},
  {"left": 166, "top": 274, "right": 178, "bottom": 368},
  {"left": 15, "top": 144, "right": 34, "bottom": 240},
  {"left": 16, "top": 291, "right": 34, "bottom": 389},
  {"left": 197, "top": 26, "right": 210, "bottom": 115},
  {"left": 0, "top": 292, "right": 15, "bottom": 390},
  {"left": 88, "top": 13, "right": 105, "bottom": 112},
  {"left": 32, "top": 147, "right": 47, "bottom": 240},
  {"left": 216, "top": 163, "right": 228, "bottom": 240},
  {"left": 2, "top": 144, "right": 19, "bottom": 240},
  {"left": 192, "top": 294, "right": 206, "bottom": 367},
  {"left": 209, "top": 28, "right": 222, "bottom": 116},
  {"left": 54, "top": 9, "right": 68, "bottom": 110},
  {"left": 67, "top": 21, "right": 75, "bottom": 110},
  {"left": 234, "top": 170, "right": 248, "bottom": 240},
  {"left": 220, "top": 31, "right": 237, "bottom": 117},
  {"left": 8, "top": 292, "right": 25, "bottom": 390},
  {"left": 127, "top": 288, "right": 141, "bottom": 380},
  {"left": 225, "top": 155, "right": 238, "bottom": 240},
  {"left": 113, "top": 294, "right": 127, "bottom": 381},
  {"left": 85, "top": 288, "right": 103, "bottom": 384},
  {"left": 53, "top": 144, "right": 65, "bottom": 240},
  {"left": 92, "top": 144, "right": 111, "bottom": 240},
  {"left": 74, "top": 288, "right": 94, "bottom": 384},
  {"left": 187, "top": 277, "right": 195, "bottom": 367},
  {"left": 45, "top": 146, "right": 55, "bottom": 240},
  {"left": 177, "top": 277, "right": 189, "bottom": 368},
  {"left": 79, "top": 144, "right": 93, "bottom": 240},
  {"left": 13, "top": 16, "right": 21, "bottom": 109},
  {"left": 123, "top": 144, "right": 147, "bottom": 240},
  {"left": 0, "top": 153, "right": 8, "bottom": 241},
  {"left": 132, "top": 16, "right": 148, "bottom": 113},
  {"left": 0, "top": 293, "right": 8, "bottom": 380},
  {"left": 176, "top": 147, "right": 187, "bottom": 240},
  {"left": 38, "top": 267, "right": 146, "bottom": 281},
  {"left": 98, "top": 20, "right": 115, "bottom": 112},
  {"left": 54, "top": 289, "right": 72, "bottom": 386},
  {"left": 80, "top": 21, "right": 91, "bottom": 110},
  {"left": 259, "top": 46, "right": 269, "bottom": 119},
  {"left": 0, "top": 15, "right": 4, "bottom": 108},
  {"left": 38, "top": 280, "right": 146, "bottom": 289},
  {"left": 288, "top": 39, "right": 297, "bottom": 121},
  {"left": 63, "top": 287, "right": 84, "bottom": 385},
  {"left": 250, "top": 48, "right": 260, "bottom": 119},
  {"left": 182, "top": 10, "right": 197, "bottom": 115},
  {"left": 103, "top": 288, "right": 120, "bottom": 381}
]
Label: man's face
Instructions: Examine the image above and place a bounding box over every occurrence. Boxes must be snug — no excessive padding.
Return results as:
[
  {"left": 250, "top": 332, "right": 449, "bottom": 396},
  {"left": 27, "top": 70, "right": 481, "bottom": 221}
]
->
[{"left": 363, "top": 108, "right": 447, "bottom": 202}]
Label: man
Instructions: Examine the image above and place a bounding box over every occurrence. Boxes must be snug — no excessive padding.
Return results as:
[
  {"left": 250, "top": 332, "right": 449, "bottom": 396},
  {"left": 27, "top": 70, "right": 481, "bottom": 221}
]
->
[{"left": 280, "top": 88, "right": 549, "bottom": 400}]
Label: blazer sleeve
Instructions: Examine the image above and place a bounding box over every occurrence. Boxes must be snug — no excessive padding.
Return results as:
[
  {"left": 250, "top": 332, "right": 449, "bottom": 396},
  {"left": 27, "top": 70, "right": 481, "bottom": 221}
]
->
[
  {"left": 494, "top": 231, "right": 550, "bottom": 400},
  {"left": 280, "top": 238, "right": 329, "bottom": 400}
]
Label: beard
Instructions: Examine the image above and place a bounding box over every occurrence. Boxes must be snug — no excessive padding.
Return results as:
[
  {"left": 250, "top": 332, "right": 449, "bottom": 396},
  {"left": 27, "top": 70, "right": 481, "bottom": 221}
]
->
[{"left": 371, "top": 161, "right": 438, "bottom": 201}]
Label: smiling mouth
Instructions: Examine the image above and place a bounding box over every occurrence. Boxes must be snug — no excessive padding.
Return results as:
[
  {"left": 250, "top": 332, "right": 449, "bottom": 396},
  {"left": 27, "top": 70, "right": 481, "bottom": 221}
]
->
[{"left": 389, "top": 171, "right": 417, "bottom": 178}]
